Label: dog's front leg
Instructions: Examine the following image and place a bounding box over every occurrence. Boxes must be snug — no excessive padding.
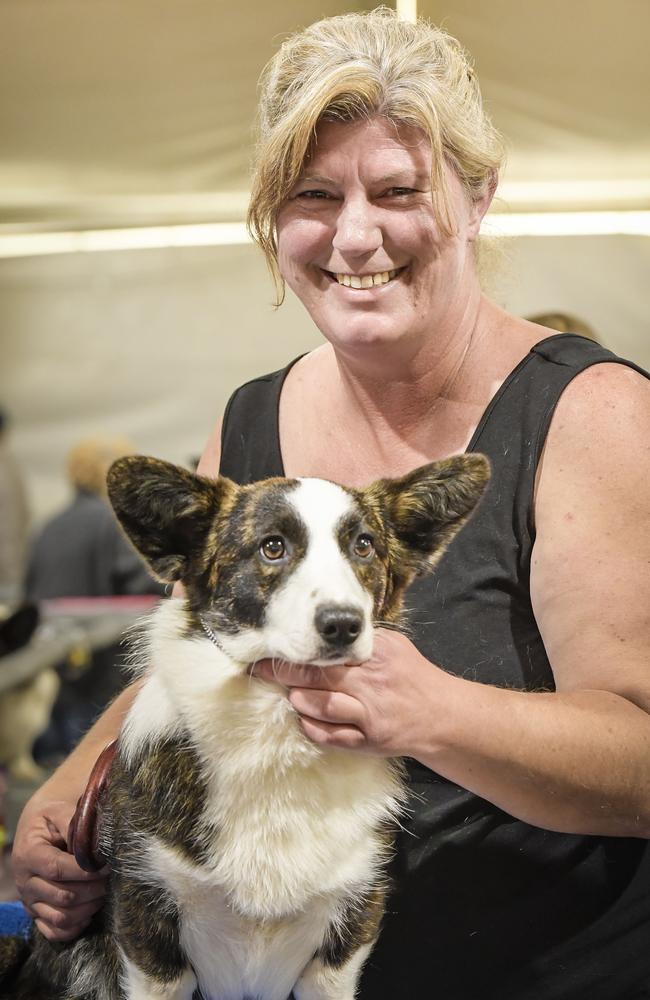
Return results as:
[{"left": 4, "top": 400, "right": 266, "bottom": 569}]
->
[
  {"left": 121, "top": 958, "right": 197, "bottom": 1000},
  {"left": 292, "top": 940, "right": 375, "bottom": 1000},
  {"left": 294, "top": 885, "right": 386, "bottom": 1000},
  {"left": 114, "top": 876, "right": 197, "bottom": 1000}
]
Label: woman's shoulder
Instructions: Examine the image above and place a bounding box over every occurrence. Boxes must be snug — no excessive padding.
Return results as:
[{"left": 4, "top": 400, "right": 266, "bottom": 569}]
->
[{"left": 543, "top": 358, "right": 650, "bottom": 456}]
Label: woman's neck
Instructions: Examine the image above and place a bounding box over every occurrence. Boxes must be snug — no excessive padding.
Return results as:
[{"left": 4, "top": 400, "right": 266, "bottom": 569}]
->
[
  {"left": 280, "top": 298, "right": 537, "bottom": 485},
  {"left": 330, "top": 294, "right": 496, "bottom": 433}
]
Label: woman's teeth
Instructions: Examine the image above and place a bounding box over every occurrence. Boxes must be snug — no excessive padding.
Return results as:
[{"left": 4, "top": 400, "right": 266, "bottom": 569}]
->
[{"left": 334, "top": 268, "right": 400, "bottom": 288}]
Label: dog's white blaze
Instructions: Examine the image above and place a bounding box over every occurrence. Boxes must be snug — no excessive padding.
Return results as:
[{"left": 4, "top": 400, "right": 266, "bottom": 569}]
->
[{"left": 263, "top": 478, "right": 374, "bottom": 664}]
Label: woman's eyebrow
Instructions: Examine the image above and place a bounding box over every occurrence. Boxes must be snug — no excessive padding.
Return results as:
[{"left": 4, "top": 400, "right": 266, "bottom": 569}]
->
[
  {"left": 376, "top": 172, "right": 429, "bottom": 184},
  {"left": 297, "top": 171, "right": 429, "bottom": 185},
  {"left": 296, "top": 174, "right": 335, "bottom": 185}
]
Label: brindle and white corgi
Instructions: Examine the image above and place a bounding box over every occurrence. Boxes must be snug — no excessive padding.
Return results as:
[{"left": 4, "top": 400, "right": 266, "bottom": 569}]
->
[{"left": 3, "top": 454, "right": 489, "bottom": 1000}]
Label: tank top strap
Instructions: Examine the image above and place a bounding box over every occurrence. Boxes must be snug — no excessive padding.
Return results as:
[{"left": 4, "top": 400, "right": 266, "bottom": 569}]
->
[
  {"left": 219, "top": 357, "right": 302, "bottom": 483},
  {"left": 466, "top": 332, "right": 648, "bottom": 558}
]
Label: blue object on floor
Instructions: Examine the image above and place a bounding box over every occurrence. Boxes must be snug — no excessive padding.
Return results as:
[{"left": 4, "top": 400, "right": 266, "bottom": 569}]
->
[{"left": 0, "top": 901, "right": 32, "bottom": 938}]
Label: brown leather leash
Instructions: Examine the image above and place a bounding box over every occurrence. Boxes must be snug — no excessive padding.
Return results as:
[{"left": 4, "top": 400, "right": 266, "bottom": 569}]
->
[{"left": 66, "top": 740, "right": 117, "bottom": 873}]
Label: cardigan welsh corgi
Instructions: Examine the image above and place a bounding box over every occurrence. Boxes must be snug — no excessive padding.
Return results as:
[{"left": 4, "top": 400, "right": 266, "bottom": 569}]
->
[{"left": 3, "top": 453, "right": 489, "bottom": 1000}]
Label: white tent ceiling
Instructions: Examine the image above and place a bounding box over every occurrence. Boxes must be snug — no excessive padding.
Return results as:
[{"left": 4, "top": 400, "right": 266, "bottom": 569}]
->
[
  {"left": 1, "top": 0, "right": 649, "bottom": 526},
  {"left": 1, "top": 0, "right": 649, "bottom": 235}
]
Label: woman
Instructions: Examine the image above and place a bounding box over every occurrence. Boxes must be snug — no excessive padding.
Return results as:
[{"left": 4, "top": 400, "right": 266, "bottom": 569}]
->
[{"left": 13, "top": 10, "right": 650, "bottom": 998}]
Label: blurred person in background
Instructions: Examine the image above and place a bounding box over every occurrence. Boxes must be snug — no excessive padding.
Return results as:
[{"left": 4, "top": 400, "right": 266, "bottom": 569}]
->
[
  {"left": 24, "top": 436, "right": 163, "bottom": 758},
  {"left": 0, "top": 409, "right": 30, "bottom": 607},
  {"left": 526, "top": 310, "right": 602, "bottom": 343},
  {"left": 25, "top": 436, "right": 159, "bottom": 603}
]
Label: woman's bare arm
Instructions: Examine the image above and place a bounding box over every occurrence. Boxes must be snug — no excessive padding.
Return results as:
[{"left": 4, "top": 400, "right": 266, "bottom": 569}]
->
[{"left": 12, "top": 683, "right": 141, "bottom": 940}]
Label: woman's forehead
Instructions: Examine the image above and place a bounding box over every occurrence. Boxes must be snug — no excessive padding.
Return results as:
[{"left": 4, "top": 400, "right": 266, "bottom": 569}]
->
[{"left": 303, "top": 116, "right": 431, "bottom": 176}]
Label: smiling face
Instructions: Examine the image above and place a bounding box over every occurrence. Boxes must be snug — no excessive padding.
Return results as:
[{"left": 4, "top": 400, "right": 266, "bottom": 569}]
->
[{"left": 275, "top": 116, "right": 491, "bottom": 354}]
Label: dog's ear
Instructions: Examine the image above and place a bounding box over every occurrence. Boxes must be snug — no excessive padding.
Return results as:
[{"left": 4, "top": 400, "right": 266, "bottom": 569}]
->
[
  {"left": 106, "top": 456, "right": 236, "bottom": 583},
  {"left": 366, "top": 453, "right": 490, "bottom": 575}
]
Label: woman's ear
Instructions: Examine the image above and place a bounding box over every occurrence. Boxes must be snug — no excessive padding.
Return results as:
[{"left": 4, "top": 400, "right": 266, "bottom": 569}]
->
[{"left": 467, "top": 170, "right": 498, "bottom": 241}]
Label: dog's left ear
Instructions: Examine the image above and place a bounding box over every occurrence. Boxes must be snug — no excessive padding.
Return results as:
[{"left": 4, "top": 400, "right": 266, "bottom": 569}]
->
[
  {"left": 106, "top": 456, "right": 235, "bottom": 583},
  {"left": 366, "top": 454, "right": 490, "bottom": 574}
]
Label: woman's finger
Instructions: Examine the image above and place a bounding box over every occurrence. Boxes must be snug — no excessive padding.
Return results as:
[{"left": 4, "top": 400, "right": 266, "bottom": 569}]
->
[
  {"left": 31, "top": 894, "right": 104, "bottom": 929},
  {"left": 288, "top": 688, "right": 363, "bottom": 726},
  {"left": 253, "top": 658, "right": 350, "bottom": 689},
  {"left": 28, "top": 843, "right": 106, "bottom": 885},
  {"left": 21, "top": 873, "right": 107, "bottom": 912},
  {"left": 34, "top": 899, "right": 103, "bottom": 942},
  {"left": 298, "top": 715, "right": 366, "bottom": 748}
]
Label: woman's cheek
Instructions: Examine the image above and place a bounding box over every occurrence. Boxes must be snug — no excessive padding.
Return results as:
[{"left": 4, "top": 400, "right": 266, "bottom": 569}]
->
[{"left": 278, "top": 214, "right": 332, "bottom": 262}]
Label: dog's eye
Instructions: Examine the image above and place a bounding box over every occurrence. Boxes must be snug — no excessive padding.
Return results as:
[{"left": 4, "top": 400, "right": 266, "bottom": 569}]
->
[
  {"left": 260, "top": 536, "right": 286, "bottom": 561},
  {"left": 353, "top": 533, "right": 374, "bottom": 559}
]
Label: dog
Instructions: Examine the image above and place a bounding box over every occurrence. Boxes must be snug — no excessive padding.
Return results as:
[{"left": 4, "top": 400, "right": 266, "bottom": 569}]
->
[{"left": 2, "top": 453, "right": 489, "bottom": 1000}]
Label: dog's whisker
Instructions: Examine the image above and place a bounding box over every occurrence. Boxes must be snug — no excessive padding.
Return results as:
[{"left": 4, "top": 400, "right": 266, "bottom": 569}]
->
[{"left": 270, "top": 656, "right": 287, "bottom": 682}]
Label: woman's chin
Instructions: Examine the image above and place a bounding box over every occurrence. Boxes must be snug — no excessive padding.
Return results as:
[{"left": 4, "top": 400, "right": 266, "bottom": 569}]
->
[{"left": 319, "top": 314, "right": 419, "bottom": 352}]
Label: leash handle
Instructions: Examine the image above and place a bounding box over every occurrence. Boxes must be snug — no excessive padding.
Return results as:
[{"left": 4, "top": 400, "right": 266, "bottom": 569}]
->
[{"left": 66, "top": 740, "right": 117, "bottom": 873}]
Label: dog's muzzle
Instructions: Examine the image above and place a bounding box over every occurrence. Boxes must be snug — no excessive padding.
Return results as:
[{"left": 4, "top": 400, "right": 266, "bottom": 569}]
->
[{"left": 315, "top": 604, "right": 364, "bottom": 652}]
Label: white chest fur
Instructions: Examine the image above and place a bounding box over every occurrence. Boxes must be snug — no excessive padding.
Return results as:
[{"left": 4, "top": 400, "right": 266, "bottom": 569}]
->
[
  {"left": 142, "top": 839, "right": 352, "bottom": 1000},
  {"left": 120, "top": 601, "right": 404, "bottom": 987}
]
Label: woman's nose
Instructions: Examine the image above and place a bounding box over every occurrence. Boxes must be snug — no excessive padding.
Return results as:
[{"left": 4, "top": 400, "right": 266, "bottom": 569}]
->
[{"left": 331, "top": 197, "right": 382, "bottom": 256}]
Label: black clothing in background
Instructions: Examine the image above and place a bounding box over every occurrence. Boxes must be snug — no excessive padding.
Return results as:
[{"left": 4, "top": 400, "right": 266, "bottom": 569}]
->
[
  {"left": 25, "top": 489, "right": 158, "bottom": 601},
  {"left": 25, "top": 490, "right": 163, "bottom": 755},
  {"left": 219, "top": 334, "right": 650, "bottom": 1000}
]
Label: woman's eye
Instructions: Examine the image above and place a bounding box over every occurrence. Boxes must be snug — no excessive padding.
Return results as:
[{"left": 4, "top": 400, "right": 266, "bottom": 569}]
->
[
  {"left": 296, "top": 189, "right": 333, "bottom": 200},
  {"left": 353, "top": 534, "right": 375, "bottom": 559},
  {"left": 385, "top": 187, "right": 416, "bottom": 197},
  {"left": 260, "top": 536, "right": 286, "bottom": 561}
]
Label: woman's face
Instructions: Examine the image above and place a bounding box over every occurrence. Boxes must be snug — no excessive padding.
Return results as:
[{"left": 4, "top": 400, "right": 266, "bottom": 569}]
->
[{"left": 276, "top": 116, "right": 491, "bottom": 354}]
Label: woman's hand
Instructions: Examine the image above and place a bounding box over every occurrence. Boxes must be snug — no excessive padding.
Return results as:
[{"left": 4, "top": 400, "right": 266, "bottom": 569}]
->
[
  {"left": 12, "top": 794, "right": 107, "bottom": 942},
  {"left": 252, "top": 628, "right": 444, "bottom": 758}
]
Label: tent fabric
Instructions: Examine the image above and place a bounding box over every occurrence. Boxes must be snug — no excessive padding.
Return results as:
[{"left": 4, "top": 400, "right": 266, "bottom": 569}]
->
[
  {"left": 1, "top": 0, "right": 649, "bottom": 233},
  {"left": 0, "top": 1, "right": 648, "bottom": 526}
]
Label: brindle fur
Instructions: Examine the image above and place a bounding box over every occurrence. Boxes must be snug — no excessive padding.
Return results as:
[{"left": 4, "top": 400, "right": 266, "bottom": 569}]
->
[
  {"left": 318, "top": 884, "right": 388, "bottom": 969},
  {"left": 1, "top": 453, "right": 489, "bottom": 1000},
  {"left": 106, "top": 738, "right": 213, "bottom": 863},
  {"left": 316, "top": 820, "right": 395, "bottom": 971}
]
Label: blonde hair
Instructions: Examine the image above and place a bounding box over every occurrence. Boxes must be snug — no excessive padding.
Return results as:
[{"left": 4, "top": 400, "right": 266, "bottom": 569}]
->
[
  {"left": 67, "top": 436, "right": 135, "bottom": 496},
  {"left": 248, "top": 7, "right": 505, "bottom": 302}
]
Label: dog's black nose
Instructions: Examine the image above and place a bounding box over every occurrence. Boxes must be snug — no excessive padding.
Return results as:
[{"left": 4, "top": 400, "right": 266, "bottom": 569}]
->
[{"left": 315, "top": 605, "right": 363, "bottom": 647}]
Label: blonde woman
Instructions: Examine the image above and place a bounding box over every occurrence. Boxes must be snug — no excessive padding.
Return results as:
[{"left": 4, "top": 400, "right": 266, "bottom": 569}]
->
[{"left": 13, "top": 11, "right": 650, "bottom": 998}]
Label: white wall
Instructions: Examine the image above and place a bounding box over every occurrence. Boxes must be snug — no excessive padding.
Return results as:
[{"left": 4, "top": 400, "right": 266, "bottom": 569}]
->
[
  {"left": 0, "top": 243, "right": 321, "bottom": 524},
  {"left": 495, "top": 235, "right": 650, "bottom": 365}
]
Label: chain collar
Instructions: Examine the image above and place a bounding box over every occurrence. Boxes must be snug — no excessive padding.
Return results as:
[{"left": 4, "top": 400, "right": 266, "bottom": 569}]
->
[{"left": 199, "top": 615, "right": 227, "bottom": 654}]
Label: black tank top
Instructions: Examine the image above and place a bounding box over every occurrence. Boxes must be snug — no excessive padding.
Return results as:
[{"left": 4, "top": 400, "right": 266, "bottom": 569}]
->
[{"left": 220, "top": 334, "right": 650, "bottom": 1000}]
